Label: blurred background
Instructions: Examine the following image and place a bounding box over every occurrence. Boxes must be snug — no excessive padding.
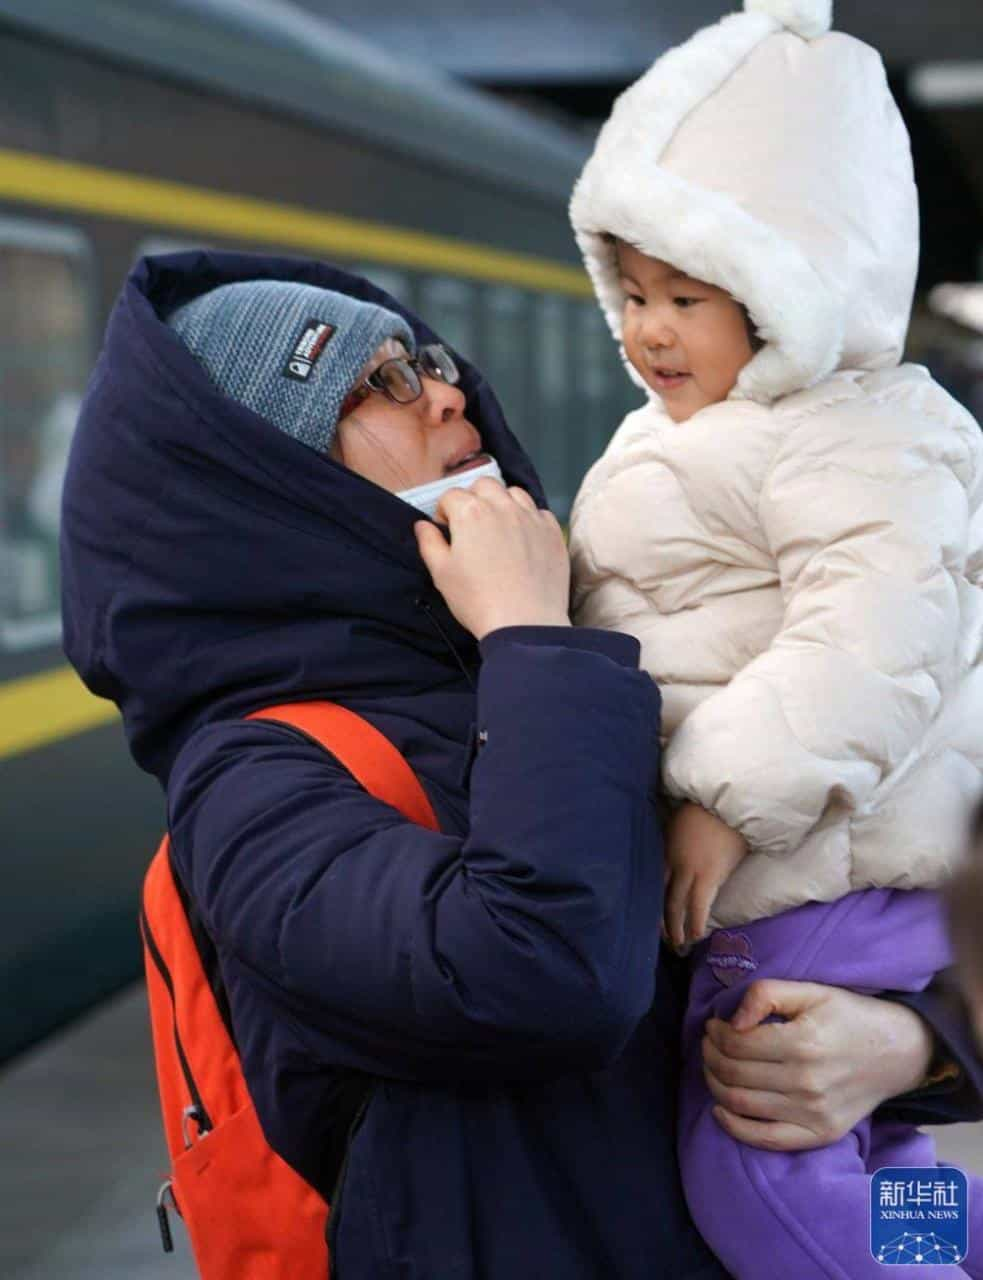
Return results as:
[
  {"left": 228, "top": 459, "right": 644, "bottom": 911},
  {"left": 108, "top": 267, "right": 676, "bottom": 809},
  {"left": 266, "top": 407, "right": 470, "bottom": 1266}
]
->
[{"left": 0, "top": 1, "right": 981, "bottom": 1274}]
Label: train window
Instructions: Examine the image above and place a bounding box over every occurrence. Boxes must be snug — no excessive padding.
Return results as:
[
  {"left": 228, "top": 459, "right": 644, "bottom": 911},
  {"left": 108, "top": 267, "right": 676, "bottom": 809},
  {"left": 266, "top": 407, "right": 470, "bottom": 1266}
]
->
[
  {"left": 348, "top": 264, "right": 412, "bottom": 307},
  {"left": 419, "top": 277, "right": 477, "bottom": 362},
  {"left": 136, "top": 236, "right": 207, "bottom": 259},
  {"left": 0, "top": 219, "right": 93, "bottom": 651},
  {"left": 535, "top": 294, "right": 572, "bottom": 518},
  {"left": 578, "top": 304, "right": 616, "bottom": 463},
  {"left": 480, "top": 284, "right": 531, "bottom": 464}
]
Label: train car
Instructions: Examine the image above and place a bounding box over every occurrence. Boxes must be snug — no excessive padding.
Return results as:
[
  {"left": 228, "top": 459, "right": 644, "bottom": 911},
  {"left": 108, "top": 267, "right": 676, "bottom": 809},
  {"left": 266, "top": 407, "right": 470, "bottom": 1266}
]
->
[{"left": 0, "top": 0, "right": 640, "bottom": 1060}]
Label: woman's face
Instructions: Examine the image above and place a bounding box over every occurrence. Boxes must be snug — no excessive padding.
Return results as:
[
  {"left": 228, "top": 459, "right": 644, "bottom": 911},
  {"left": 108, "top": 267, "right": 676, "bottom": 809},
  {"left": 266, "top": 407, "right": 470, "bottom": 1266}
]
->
[{"left": 331, "top": 340, "right": 487, "bottom": 492}]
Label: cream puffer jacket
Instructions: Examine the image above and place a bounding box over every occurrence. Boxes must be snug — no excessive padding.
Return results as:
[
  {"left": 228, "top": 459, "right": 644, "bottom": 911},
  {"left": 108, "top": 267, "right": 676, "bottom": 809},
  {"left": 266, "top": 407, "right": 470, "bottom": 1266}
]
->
[
  {"left": 567, "top": 0, "right": 983, "bottom": 927},
  {"left": 570, "top": 369, "right": 983, "bottom": 927}
]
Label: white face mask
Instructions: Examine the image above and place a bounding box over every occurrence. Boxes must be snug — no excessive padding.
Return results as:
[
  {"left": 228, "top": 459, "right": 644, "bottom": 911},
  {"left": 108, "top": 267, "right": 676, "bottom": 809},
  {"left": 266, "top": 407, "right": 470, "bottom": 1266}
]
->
[{"left": 397, "top": 456, "right": 504, "bottom": 520}]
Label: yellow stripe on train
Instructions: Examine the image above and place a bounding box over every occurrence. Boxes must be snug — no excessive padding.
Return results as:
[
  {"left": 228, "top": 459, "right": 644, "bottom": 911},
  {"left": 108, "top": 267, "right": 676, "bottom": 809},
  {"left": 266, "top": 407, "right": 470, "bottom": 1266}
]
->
[
  {"left": 0, "top": 666, "right": 118, "bottom": 761},
  {"left": 0, "top": 148, "right": 593, "bottom": 297}
]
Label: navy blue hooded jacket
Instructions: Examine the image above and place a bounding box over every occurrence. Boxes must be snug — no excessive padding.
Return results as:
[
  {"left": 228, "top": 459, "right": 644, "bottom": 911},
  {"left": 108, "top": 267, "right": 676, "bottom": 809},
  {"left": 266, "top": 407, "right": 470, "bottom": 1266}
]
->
[{"left": 61, "top": 252, "right": 982, "bottom": 1279}]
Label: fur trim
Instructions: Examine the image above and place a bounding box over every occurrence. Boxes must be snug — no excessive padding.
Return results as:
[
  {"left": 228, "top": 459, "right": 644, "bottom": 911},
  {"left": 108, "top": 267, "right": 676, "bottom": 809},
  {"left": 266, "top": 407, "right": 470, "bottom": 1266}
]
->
[
  {"left": 572, "top": 161, "right": 843, "bottom": 405},
  {"left": 744, "top": 0, "right": 833, "bottom": 39},
  {"left": 569, "top": 7, "right": 843, "bottom": 403}
]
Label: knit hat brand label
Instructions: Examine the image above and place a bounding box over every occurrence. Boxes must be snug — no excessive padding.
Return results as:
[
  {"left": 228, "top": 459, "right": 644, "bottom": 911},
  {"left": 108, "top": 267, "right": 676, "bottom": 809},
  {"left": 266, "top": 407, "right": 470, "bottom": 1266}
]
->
[{"left": 283, "top": 319, "right": 336, "bottom": 382}]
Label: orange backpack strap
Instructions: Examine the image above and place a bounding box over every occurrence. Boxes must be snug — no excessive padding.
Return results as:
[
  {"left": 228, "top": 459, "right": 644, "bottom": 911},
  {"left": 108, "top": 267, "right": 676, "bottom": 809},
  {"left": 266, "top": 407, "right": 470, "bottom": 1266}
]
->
[{"left": 246, "top": 701, "right": 439, "bottom": 830}]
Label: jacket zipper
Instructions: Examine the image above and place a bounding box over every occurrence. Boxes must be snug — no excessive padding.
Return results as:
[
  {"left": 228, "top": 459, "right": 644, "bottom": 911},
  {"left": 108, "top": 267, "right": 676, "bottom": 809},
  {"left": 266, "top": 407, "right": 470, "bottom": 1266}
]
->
[
  {"left": 415, "top": 595, "right": 476, "bottom": 689},
  {"left": 326, "top": 1088, "right": 374, "bottom": 1279}
]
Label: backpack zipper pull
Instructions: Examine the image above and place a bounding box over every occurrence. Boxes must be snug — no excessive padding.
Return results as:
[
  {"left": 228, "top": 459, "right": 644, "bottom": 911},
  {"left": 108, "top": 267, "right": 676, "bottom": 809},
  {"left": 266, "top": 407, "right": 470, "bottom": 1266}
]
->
[
  {"left": 156, "top": 1179, "right": 176, "bottom": 1253},
  {"left": 182, "top": 1102, "right": 208, "bottom": 1147}
]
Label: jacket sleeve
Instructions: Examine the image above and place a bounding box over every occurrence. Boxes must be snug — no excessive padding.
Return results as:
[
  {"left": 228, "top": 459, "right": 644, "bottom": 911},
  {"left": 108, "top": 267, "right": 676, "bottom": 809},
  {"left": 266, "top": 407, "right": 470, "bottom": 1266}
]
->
[
  {"left": 663, "top": 404, "right": 979, "bottom": 856},
  {"left": 877, "top": 971, "right": 983, "bottom": 1125},
  {"left": 167, "top": 626, "right": 664, "bottom": 1083}
]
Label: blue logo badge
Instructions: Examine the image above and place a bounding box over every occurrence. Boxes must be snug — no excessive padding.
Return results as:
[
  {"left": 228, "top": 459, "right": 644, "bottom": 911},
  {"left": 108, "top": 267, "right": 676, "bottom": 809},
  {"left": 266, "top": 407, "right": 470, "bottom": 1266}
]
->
[{"left": 871, "top": 1167, "right": 968, "bottom": 1265}]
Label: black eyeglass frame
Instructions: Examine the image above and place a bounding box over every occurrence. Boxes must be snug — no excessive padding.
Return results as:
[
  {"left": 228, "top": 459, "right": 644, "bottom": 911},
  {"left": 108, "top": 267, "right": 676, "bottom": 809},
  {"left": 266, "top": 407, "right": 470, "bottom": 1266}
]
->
[{"left": 340, "top": 343, "right": 460, "bottom": 418}]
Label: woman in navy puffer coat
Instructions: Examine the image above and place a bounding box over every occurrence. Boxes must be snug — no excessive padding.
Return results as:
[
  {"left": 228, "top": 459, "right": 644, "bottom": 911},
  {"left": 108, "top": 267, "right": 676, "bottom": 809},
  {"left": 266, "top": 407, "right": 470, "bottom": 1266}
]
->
[{"left": 61, "top": 251, "right": 983, "bottom": 1279}]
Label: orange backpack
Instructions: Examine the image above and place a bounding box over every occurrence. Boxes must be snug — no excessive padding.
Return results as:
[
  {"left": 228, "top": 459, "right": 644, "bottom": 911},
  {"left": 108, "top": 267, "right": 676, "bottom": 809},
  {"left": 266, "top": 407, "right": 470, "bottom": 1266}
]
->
[{"left": 141, "top": 701, "right": 439, "bottom": 1278}]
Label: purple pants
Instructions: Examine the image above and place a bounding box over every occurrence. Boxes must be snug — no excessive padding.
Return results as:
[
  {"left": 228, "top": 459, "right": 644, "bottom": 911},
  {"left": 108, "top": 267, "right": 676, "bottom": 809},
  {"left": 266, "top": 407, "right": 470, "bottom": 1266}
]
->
[{"left": 679, "top": 889, "right": 983, "bottom": 1279}]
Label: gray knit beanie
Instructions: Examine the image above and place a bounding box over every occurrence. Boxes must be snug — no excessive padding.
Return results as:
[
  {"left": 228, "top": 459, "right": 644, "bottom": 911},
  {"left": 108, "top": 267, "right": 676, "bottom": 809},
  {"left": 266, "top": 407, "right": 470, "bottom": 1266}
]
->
[{"left": 167, "top": 279, "right": 415, "bottom": 453}]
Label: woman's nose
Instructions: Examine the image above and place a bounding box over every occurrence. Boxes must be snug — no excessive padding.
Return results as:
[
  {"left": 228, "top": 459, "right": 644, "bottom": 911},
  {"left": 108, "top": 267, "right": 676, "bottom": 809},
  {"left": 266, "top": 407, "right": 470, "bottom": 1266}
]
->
[{"left": 425, "top": 377, "right": 467, "bottom": 423}]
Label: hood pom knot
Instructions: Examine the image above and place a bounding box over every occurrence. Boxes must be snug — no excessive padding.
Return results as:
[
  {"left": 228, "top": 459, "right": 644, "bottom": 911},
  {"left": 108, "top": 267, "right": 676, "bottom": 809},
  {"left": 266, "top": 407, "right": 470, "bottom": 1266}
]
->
[{"left": 743, "top": 0, "right": 833, "bottom": 38}]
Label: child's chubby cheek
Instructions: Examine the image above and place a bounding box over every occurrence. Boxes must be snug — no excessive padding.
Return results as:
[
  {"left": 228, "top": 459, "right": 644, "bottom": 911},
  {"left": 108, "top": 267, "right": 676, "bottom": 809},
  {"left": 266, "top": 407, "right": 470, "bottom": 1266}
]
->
[{"left": 620, "top": 298, "right": 755, "bottom": 424}]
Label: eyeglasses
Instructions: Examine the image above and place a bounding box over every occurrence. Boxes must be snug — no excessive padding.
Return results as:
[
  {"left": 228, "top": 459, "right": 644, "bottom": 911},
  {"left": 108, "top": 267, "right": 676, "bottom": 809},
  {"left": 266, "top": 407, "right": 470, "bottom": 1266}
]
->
[{"left": 339, "top": 344, "right": 460, "bottom": 420}]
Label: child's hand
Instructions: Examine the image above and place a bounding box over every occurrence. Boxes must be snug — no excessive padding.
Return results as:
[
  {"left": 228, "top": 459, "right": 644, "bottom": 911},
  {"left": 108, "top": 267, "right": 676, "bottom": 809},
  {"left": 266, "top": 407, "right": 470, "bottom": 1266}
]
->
[{"left": 664, "top": 803, "right": 748, "bottom": 950}]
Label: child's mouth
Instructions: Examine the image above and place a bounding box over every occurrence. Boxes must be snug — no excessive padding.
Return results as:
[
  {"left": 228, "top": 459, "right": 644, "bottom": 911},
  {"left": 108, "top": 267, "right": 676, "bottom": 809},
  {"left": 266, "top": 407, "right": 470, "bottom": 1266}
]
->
[{"left": 649, "top": 368, "right": 691, "bottom": 391}]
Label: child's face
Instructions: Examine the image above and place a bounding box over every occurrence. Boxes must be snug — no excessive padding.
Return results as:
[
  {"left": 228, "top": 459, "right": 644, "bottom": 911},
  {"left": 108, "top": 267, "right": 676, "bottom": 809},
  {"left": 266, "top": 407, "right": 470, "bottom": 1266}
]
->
[{"left": 615, "top": 240, "right": 754, "bottom": 423}]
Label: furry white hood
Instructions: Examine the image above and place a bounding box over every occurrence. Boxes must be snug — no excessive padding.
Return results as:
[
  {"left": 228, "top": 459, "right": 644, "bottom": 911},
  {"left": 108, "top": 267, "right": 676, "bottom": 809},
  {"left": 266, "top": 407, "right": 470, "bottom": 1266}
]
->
[{"left": 569, "top": 0, "right": 919, "bottom": 403}]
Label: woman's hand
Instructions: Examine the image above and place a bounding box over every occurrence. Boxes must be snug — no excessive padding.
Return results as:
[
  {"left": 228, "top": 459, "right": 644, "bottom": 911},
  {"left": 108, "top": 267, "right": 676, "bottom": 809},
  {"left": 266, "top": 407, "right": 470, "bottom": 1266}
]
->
[
  {"left": 415, "top": 480, "right": 571, "bottom": 641},
  {"left": 702, "top": 979, "right": 935, "bottom": 1150},
  {"left": 665, "top": 804, "right": 747, "bottom": 950}
]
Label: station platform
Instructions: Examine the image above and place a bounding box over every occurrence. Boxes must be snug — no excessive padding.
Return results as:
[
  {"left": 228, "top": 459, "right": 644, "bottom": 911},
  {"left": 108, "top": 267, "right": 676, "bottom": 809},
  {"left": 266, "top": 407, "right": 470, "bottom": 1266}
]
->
[
  {"left": 2, "top": 981, "right": 982, "bottom": 1278},
  {"left": 0, "top": 984, "right": 194, "bottom": 1279}
]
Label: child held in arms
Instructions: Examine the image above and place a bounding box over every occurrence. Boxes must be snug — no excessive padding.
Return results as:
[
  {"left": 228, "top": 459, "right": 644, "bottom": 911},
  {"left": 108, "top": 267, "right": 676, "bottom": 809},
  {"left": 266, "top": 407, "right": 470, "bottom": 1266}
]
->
[{"left": 568, "top": 1, "right": 983, "bottom": 1275}]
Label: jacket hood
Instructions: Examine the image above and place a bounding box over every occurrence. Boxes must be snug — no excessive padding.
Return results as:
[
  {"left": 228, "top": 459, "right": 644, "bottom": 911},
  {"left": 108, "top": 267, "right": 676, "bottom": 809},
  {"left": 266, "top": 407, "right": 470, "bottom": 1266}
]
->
[
  {"left": 60, "top": 251, "right": 544, "bottom": 783},
  {"left": 569, "top": 0, "right": 919, "bottom": 404}
]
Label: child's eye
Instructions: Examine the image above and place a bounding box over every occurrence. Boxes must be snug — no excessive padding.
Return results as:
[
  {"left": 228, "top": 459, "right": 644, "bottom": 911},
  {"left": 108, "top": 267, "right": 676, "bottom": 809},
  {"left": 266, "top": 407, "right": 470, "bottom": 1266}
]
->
[
  {"left": 673, "top": 296, "right": 703, "bottom": 309},
  {"left": 624, "top": 292, "right": 645, "bottom": 307}
]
